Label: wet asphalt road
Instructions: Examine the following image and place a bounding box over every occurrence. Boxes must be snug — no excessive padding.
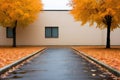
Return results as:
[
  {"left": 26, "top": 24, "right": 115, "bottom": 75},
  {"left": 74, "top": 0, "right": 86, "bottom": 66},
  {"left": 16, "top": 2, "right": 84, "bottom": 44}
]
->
[{"left": 4, "top": 48, "right": 114, "bottom": 80}]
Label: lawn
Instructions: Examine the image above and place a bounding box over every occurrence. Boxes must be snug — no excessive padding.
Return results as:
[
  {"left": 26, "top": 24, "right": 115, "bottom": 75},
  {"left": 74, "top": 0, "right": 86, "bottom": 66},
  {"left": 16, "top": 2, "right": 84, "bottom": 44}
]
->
[
  {"left": 0, "top": 47, "right": 45, "bottom": 68},
  {"left": 73, "top": 46, "right": 120, "bottom": 71}
]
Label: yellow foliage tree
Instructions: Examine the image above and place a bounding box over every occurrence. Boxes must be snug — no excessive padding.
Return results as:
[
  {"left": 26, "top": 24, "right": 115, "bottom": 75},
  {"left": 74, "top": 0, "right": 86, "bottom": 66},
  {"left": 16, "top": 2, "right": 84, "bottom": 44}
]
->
[
  {"left": 70, "top": 0, "right": 120, "bottom": 48},
  {"left": 0, "top": 0, "right": 43, "bottom": 47}
]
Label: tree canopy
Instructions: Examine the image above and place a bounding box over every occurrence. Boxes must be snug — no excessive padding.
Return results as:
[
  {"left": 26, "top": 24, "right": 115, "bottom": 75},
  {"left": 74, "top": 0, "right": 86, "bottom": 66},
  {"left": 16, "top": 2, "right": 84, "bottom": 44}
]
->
[
  {"left": 0, "top": 0, "right": 43, "bottom": 47},
  {"left": 0, "top": 0, "right": 43, "bottom": 27},
  {"left": 70, "top": 0, "right": 120, "bottom": 30}
]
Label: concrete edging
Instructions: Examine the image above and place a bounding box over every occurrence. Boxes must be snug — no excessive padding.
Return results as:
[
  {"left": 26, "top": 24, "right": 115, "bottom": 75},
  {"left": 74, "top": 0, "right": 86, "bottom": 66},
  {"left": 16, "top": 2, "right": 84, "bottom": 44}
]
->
[
  {"left": 73, "top": 49, "right": 120, "bottom": 77},
  {"left": 0, "top": 48, "right": 46, "bottom": 75}
]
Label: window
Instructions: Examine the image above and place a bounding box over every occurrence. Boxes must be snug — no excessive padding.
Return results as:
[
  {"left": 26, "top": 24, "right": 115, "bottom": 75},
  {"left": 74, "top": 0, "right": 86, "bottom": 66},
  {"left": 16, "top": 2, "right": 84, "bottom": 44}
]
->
[
  {"left": 6, "top": 27, "right": 13, "bottom": 38},
  {"left": 45, "top": 27, "right": 59, "bottom": 38}
]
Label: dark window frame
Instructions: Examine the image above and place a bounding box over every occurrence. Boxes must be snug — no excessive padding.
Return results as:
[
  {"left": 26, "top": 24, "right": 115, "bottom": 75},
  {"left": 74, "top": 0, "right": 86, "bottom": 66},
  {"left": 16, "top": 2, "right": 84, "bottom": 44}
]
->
[
  {"left": 6, "top": 27, "right": 13, "bottom": 38},
  {"left": 45, "top": 27, "right": 59, "bottom": 38}
]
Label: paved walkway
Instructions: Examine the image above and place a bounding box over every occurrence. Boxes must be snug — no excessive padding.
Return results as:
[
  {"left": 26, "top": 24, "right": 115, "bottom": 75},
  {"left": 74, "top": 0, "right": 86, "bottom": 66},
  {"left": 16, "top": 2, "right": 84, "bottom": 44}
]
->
[{"left": 5, "top": 48, "right": 113, "bottom": 80}]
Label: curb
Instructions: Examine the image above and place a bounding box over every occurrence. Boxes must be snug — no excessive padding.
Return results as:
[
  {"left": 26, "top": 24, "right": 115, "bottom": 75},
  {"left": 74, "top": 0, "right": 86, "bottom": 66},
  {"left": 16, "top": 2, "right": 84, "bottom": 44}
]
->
[
  {"left": 0, "top": 48, "right": 46, "bottom": 75},
  {"left": 73, "top": 49, "right": 120, "bottom": 77}
]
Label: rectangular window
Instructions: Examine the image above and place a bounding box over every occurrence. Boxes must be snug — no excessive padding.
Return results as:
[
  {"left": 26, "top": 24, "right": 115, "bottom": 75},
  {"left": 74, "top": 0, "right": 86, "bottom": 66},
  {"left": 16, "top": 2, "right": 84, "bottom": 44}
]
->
[
  {"left": 6, "top": 27, "right": 13, "bottom": 38},
  {"left": 45, "top": 27, "right": 59, "bottom": 38}
]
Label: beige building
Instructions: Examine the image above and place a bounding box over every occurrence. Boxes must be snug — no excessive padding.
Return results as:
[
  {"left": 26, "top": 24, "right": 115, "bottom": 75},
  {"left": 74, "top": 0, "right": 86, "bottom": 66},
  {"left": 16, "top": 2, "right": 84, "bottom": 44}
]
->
[{"left": 0, "top": 10, "right": 120, "bottom": 46}]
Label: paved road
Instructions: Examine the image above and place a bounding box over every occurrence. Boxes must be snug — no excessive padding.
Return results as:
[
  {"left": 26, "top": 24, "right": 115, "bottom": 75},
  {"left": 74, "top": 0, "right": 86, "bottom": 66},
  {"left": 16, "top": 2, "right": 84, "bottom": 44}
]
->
[{"left": 4, "top": 48, "right": 113, "bottom": 80}]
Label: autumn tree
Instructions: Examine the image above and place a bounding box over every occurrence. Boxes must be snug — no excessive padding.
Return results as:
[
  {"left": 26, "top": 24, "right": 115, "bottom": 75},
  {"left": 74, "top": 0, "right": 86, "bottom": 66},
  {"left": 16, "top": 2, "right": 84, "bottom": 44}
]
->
[
  {"left": 0, "top": 0, "right": 43, "bottom": 47},
  {"left": 70, "top": 0, "right": 120, "bottom": 48}
]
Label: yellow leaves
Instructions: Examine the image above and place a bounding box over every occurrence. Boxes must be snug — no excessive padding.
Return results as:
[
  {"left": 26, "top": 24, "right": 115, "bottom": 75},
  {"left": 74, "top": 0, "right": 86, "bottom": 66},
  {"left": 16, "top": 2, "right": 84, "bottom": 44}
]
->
[
  {"left": 0, "top": 0, "right": 43, "bottom": 27},
  {"left": 105, "top": 0, "right": 112, "bottom": 4},
  {"left": 0, "top": 47, "right": 45, "bottom": 68},
  {"left": 73, "top": 46, "right": 120, "bottom": 70},
  {"left": 70, "top": 0, "right": 120, "bottom": 30},
  {"left": 106, "top": 8, "right": 116, "bottom": 16},
  {"left": 23, "top": 13, "right": 30, "bottom": 19},
  {"left": 14, "top": 1, "right": 21, "bottom": 6},
  {"left": 71, "top": 0, "right": 98, "bottom": 25}
]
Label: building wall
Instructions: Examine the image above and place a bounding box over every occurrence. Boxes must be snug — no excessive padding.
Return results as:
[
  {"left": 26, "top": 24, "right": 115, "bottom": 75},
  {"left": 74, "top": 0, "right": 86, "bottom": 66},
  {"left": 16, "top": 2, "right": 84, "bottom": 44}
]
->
[{"left": 0, "top": 10, "right": 120, "bottom": 46}]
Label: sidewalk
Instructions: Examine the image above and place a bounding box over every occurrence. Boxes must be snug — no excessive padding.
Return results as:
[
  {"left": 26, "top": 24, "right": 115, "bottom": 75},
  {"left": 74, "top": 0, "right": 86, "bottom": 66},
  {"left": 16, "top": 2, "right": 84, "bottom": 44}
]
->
[{"left": 4, "top": 48, "right": 114, "bottom": 80}]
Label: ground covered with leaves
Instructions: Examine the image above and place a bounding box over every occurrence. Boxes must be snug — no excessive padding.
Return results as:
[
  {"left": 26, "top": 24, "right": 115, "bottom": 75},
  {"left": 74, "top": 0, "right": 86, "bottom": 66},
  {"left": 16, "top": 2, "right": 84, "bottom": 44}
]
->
[
  {"left": 0, "top": 47, "right": 45, "bottom": 68},
  {"left": 73, "top": 46, "right": 120, "bottom": 71}
]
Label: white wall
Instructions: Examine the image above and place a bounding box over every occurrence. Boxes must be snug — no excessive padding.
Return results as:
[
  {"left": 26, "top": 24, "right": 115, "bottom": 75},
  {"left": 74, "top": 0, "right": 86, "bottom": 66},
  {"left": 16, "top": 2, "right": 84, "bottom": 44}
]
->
[{"left": 0, "top": 10, "right": 120, "bottom": 46}]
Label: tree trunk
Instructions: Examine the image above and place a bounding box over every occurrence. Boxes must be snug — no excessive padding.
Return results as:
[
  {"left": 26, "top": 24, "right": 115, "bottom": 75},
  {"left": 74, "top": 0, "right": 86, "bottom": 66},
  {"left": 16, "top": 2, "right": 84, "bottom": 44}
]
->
[
  {"left": 106, "top": 25, "right": 111, "bottom": 48},
  {"left": 13, "top": 21, "right": 17, "bottom": 47},
  {"left": 105, "top": 15, "right": 112, "bottom": 48}
]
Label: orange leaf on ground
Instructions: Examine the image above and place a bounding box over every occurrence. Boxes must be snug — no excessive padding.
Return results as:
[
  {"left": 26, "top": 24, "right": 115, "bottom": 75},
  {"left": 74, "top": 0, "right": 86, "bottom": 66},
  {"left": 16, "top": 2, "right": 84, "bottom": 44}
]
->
[
  {"left": 73, "top": 46, "right": 120, "bottom": 71},
  {"left": 0, "top": 47, "right": 45, "bottom": 68}
]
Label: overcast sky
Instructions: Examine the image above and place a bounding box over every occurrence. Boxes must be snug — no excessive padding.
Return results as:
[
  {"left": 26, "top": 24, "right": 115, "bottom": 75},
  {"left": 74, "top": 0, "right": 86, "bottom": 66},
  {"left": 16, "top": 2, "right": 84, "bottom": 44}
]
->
[{"left": 42, "top": 0, "right": 72, "bottom": 10}]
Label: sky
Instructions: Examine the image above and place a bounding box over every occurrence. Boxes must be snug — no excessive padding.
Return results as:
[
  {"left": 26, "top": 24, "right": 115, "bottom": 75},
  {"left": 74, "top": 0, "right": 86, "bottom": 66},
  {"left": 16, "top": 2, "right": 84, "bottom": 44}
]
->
[{"left": 42, "top": 0, "right": 72, "bottom": 10}]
